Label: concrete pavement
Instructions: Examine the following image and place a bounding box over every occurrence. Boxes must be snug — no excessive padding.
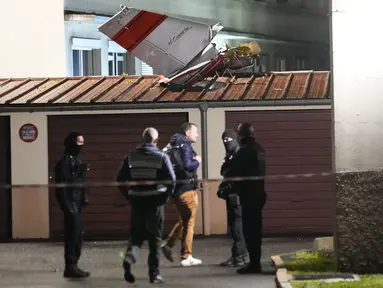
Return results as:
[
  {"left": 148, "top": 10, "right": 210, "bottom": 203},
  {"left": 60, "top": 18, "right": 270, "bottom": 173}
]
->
[{"left": 0, "top": 237, "right": 313, "bottom": 287}]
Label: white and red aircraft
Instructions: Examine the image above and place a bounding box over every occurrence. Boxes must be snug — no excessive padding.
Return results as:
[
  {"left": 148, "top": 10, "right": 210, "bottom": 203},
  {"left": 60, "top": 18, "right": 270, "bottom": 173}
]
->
[{"left": 99, "top": 5, "right": 262, "bottom": 88}]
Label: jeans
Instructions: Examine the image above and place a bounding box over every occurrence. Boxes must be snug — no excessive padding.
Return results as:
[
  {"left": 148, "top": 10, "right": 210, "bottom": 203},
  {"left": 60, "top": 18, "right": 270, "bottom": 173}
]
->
[
  {"left": 125, "top": 201, "right": 164, "bottom": 276},
  {"left": 64, "top": 210, "right": 84, "bottom": 268}
]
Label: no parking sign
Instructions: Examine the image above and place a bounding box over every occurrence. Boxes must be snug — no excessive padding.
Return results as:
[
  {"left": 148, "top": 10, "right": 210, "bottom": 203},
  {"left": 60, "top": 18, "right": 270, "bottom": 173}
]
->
[{"left": 19, "top": 123, "right": 38, "bottom": 143}]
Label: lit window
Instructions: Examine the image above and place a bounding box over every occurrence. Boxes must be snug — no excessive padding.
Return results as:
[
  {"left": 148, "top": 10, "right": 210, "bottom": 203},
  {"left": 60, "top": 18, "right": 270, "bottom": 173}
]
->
[
  {"left": 260, "top": 54, "right": 270, "bottom": 73},
  {"left": 296, "top": 58, "right": 306, "bottom": 70},
  {"left": 276, "top": 57, "right": 287, "bottom": 71}
]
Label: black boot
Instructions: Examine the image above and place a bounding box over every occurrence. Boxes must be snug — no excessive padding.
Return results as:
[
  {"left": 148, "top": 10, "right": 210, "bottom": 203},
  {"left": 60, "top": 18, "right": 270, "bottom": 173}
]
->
[
  {"left": 237, "top": 263, "right": 262, "bottom": 274},
  {"left": 150, "top": 275, "right": 165, "bottom": 284},
  {"left": 123, "top": 261, "right": 135, "bottom": 283},
  {"left": 220, "top": 255, "right": 247, "bottom": 267},
  {"left": 63, "top": 266, "right": 90, "bottom": 278},
  {"left": 161, "top": 244, "right": 174, "bottom": 263}
]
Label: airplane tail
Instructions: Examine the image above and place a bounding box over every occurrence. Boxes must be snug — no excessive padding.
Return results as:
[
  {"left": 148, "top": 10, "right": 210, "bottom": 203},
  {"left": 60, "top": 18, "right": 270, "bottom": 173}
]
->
[{"left": 99, "top": 6, "right": 223, "bottom": 77}]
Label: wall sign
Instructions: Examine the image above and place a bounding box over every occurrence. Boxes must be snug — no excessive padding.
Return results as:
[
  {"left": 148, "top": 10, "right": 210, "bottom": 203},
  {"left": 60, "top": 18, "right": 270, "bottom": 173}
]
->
[{"left": 19, "top": 123, "right": 38, "bottom": 143}]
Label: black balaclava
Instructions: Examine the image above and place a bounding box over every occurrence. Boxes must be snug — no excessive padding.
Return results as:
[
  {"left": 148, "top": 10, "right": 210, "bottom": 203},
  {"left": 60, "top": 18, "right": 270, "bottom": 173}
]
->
[
  {"left": 222, "top": 129, "right": 239, "bottom": 154},
  {"left": 64, "top": 132, "right": 83, "bottom": 156}
]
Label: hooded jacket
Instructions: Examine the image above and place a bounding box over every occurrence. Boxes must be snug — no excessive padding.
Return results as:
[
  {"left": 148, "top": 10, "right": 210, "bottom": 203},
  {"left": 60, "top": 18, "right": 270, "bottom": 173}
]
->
[{"left": 168, "top": 133, "right": 199, "bottom": 196}]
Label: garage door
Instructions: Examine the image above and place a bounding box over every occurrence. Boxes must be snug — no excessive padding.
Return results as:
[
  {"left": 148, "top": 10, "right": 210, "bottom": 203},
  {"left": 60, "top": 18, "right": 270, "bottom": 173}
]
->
[
  {"left": 226, "top": 109, "right": 333, "bottom": 235},
  {"left": 0, "top": 116, "right": 11, "bottom": 241},
  {"left": 48, "top": 112, "right": 188, "bottom": 240}
]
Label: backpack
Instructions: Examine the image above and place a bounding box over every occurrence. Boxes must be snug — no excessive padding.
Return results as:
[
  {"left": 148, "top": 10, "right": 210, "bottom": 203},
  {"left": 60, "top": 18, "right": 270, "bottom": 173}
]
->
[{"left": 163, "top": 143, "right": 194, "bottom": 181}]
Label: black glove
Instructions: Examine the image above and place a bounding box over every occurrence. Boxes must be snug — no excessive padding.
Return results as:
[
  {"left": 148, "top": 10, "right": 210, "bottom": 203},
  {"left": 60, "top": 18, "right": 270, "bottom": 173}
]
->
[
  {"left": 217, "top": 189, "right": 226, "bottom": 199},
  {"left": 217, "top": 182, "right": 232, "bottom": 200}
]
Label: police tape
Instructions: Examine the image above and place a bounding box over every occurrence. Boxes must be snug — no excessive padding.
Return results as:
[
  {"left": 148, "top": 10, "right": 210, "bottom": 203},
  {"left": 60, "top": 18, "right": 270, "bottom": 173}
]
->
[{"left": 0, "top": 171, "right": 336, "bottom": 189}]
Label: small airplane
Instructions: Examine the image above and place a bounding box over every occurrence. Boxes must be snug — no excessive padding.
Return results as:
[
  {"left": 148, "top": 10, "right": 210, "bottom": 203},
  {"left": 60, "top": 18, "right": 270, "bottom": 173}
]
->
[{"left": 99, "top": 5, "right": 262, "bottom": 89}]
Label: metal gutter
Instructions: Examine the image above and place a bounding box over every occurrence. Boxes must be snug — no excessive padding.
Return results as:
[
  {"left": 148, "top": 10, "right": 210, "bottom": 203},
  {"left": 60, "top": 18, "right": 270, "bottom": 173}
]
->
[
  {"left": 199, "top": 104, "right": 209, "bottom": 181},
  {"left": 0, "top": 99, "right": 332, "bottom": 113},
  {"left": 199, "top": 104, "right": 209, "bottom": 235}
]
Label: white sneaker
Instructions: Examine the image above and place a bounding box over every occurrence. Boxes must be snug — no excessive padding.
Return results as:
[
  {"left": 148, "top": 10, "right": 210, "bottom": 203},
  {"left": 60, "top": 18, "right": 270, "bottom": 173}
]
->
[{"left": 180, "top": 255, "right": 202, "bottom": 267}]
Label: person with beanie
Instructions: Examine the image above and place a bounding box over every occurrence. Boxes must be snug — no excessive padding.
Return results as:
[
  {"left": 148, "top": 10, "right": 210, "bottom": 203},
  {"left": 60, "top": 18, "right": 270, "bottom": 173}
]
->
[{"left": 217, "top": 129, "right": 249, "bottom": 267}]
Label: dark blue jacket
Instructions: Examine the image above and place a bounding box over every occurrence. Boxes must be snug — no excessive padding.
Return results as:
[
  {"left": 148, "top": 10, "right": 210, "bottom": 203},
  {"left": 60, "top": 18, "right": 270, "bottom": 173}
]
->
[
  {"left": 116, "top": 144, "right": 176, "bottom": 205},
  {"left": 170, "top": 133, "right": 199, "bottom": 196}
]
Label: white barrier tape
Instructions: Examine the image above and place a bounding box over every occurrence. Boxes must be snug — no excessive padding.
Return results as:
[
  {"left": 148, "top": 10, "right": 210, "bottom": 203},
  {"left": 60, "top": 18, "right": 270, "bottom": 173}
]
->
[{"left": 0, "top": 170, "right": 336, "bottom": 189}]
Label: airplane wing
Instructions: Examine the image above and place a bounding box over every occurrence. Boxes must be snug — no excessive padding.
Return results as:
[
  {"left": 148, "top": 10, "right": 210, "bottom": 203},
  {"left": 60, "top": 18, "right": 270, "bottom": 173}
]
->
[{"left": 98, "top": 6, "right": 223, "bottom": 77}]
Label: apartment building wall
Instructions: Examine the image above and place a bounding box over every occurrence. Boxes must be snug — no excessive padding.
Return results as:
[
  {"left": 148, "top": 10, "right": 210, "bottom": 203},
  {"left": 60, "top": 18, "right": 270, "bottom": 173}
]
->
[
  {"left": 65, "top": 0, "right": 329, "bottom": 44},
  {"left": 0, "top": 0, "right": 66, "bottom": 78}
]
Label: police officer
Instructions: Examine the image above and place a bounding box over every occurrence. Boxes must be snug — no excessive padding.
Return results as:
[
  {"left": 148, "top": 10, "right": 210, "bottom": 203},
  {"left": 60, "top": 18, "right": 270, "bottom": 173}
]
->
[
  {"left": 226, "top": 123, "right": 267, "bottom": 274},
  {"left": 55, "top": 132, "right": 90, "bottom": 278},
  {"left": 116, "top": 127, "right": 176, "bottom": 284},
  {"left": 217, "top": 129, "right": 248, "bottom": 267}
]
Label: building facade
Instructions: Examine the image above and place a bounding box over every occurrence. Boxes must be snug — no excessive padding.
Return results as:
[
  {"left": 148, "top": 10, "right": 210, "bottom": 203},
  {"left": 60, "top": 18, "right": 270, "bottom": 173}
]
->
[
  {"left": 0, "top": 0, "right": 333, "bottom": 241},
  {"left": 0, "top": 0, "right": 329, "bottom": 79},
  {"left": 63, "top": 0, "right": 330, "bottom": 76},
  {"left": 0, "top": 72, "right": 332, "bottom": 241}
]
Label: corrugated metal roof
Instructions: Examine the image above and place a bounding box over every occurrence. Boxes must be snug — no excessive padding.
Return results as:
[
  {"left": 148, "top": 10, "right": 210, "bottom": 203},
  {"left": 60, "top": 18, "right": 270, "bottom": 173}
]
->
[{"left": 0, "top": 72, "right": 330, "bottom": 106}]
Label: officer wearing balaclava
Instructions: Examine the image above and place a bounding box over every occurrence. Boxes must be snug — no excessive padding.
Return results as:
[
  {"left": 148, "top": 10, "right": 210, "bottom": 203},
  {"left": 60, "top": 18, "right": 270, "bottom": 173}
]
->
[
  {"left": 55, "top": 132, "right": 90, "bottom": 278},
  {"left": 217, "top": 129, "right": 249, "bottom": 267}
]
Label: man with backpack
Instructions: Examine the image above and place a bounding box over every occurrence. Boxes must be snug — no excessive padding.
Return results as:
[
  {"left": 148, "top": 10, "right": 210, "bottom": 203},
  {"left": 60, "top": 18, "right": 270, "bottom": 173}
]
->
[{"left": 161, "top": 122, "right": 203, "bottom": 267}]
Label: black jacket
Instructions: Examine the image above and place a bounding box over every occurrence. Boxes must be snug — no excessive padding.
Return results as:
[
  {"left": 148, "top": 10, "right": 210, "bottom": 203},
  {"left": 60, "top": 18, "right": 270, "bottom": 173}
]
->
[
  {"left": 220, "top": 146, "right": 240, "bottom": 177},
  {"left": 55, "top": 153, "right": 88, "bottom": 214},
  {"left": 226, "top": 136, "right": 266, "bottom": 200},
  {"left": 116, "top": 144, "right": 176, "bottom": 205},
  {"left": 218, "top": 147, "right": 241, "bottom": 206}
]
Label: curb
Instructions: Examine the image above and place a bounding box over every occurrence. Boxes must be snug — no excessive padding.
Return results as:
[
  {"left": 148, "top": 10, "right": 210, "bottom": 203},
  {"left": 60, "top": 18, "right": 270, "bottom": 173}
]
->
[
  {"left": 271, "top": 255, "right": 284, "bottom": 267},
  {"left": 275, "top": 268, "right": 293, "bottom": 288},
  {"left": 272, "top": 252, "right": 361, "bottom": 288},
  {"left": 275, "top": 268, "right": 361, "bottom": 288}
]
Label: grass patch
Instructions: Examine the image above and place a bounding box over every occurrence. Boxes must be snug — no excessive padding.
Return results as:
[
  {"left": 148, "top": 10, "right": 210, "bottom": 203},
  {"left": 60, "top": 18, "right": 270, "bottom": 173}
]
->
[
  {"left": 284, "top": 251, "right": 336, "bottom": 272},
  {"left": 291, "top": 275, "right": 383, "bottom": 288},
  {"left": 284, "top": 251, "right": 383, "bottom": 287}
]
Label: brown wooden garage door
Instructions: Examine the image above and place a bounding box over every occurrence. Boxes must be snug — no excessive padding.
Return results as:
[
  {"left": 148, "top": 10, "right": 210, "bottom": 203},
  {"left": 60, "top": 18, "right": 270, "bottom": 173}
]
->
[
  {"left": 0, "top": 116, "right": 12, "bottom": 241},
  {"left": 48, "top": 112, "right": 188, "bottom": 240},
  {"left": 226, "top": 109, "right": 333, "bottom": 236}
]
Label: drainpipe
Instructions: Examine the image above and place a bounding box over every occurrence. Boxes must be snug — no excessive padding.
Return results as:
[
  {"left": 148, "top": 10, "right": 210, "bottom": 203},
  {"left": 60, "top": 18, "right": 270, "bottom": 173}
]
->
[{"left": 199, "top": 103, "right": 211, "bottom": 236}]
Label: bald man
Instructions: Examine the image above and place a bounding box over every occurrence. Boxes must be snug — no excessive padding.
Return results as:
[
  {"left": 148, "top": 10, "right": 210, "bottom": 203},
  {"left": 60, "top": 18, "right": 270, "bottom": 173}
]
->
[{"left": 116, "top": 127, "right": 176, "bottom": 284}]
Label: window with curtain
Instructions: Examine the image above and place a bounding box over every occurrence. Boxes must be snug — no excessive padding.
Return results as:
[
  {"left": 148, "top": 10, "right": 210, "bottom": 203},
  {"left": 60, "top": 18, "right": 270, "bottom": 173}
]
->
[
  {"left": 296, "top": 58, "right": 306, "bottom": 70},
  {"left": 72, "top": 49, "right": 101, "bottom": 76},
  {"left": 276, "top": 57, "right": 287, "bottom": 71},
  {"left": 108, "top": 52, "right": 126, "bottom": 76}
]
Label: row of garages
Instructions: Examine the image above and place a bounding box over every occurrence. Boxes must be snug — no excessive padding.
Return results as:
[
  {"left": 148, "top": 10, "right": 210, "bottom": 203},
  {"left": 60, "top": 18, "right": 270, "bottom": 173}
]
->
[{"left": 0, "top": 107, "right": 333, "bottom": 241}]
